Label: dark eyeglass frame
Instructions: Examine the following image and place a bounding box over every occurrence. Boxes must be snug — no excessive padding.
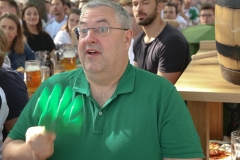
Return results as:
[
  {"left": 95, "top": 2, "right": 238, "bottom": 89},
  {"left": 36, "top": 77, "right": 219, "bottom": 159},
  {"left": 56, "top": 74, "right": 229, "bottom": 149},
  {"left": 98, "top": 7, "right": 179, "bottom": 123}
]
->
[{"left": 74, "top": 26, "right": 129, "bottom": 39}]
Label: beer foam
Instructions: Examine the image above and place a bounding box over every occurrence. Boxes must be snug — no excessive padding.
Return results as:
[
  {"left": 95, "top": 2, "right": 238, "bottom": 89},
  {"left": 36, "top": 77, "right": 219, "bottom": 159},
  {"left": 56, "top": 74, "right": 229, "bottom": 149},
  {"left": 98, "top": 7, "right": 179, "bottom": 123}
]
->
[
  {"left": 25, "top": 66, "right": 40, "bottom": 72},
  {"left": 64, "top": 51, "right": 75, "bottom": 58}
]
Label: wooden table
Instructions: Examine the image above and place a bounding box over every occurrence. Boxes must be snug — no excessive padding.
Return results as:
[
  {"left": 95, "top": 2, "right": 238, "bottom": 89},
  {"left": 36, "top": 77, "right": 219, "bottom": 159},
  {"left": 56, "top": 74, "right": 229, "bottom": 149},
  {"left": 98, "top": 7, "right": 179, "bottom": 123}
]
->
[{"left": 175, "top": 41, "right": 240, "bottom": 159}]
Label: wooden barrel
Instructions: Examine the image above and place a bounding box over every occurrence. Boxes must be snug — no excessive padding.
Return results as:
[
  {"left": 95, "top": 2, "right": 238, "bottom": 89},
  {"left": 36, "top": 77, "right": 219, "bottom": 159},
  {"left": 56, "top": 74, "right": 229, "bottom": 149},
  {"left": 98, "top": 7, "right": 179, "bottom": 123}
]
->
[{"left": 215, "top": 0, "right": 240, "bottom": 85}]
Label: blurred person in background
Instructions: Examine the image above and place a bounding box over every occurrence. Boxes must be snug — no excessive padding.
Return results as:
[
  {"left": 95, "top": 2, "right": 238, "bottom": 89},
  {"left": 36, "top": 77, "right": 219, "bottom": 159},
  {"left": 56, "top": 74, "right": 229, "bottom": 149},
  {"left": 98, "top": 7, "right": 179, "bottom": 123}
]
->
[
  {"left": 54, "top": 8, "right": 80, "bottom": 45},
  {"left": 170, "top": 0, "right": 188, "bottom": 28},
  {"left": 119, "top": 0, "right": 142, "bottom": 65},
  {"left": 17, "top": 3, "right": 23, "bottom": 13},
  {"left": 22, "top": 4, "right": 55, "bottom": 55},
  {"left": 0, "top": 0, "right": 20, "bottom": 18},
  {"left": 0, "top": 12, "right": 35, "bottom": 70},
  {"left": 183, "top": 0, "right": 199, "bottom": 25},
  {"left": 132, "top": 0, "right": 190, "bottom": 84},
  {"left": 45, "top": 0, "right": 54, "bottom": 21},
  {"left": 70, "top": 0, "right": 89, "bottom": 46},
  {"left": 199, "top": 1, "right": 214, "bottom": 25},
  {"left": 45, "top": 0, "right": 68, "bottom": 39},
  {"left": 70, "top": 1, "right": 77, "bottom": 9},
  {"left": 27, "top": 0, "right": 48, "bottom": 24},
  {"left": 65, "top": 1, "right": 71, "bottom": 15},
  {"left": 0, "top": 27, "right": 28, "bottom": 160},
  {"left": 163, "top": 2, "right": 181, "bottom": 29},
  {"left": 78, "top": 0, "right": 89, "bottom": 10},
  {"left": 163, "top": 2, "right": 178, "bottom": 20}
]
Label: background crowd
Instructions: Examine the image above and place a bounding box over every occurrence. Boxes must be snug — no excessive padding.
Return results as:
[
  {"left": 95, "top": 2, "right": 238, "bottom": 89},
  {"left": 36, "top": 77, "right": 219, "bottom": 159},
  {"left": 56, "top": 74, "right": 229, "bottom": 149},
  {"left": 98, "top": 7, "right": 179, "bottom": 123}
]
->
[{"left": 0, "top": 0, "right": 216, "bottom": 72}]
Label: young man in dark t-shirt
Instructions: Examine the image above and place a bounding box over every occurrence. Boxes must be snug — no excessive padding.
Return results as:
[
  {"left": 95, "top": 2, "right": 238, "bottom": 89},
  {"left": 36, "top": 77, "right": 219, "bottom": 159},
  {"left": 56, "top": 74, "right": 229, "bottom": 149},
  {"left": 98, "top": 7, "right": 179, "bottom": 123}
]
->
[{"left": 132, "top": 0, "right": 190, "bottom": 84}]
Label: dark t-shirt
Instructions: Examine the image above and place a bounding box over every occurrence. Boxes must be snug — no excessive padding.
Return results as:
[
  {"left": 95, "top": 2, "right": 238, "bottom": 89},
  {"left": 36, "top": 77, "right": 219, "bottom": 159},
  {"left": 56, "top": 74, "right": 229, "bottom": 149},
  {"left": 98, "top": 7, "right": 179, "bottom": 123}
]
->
[
  {"left": 0, "top": 64, "right": 28, "bottom": 140},
  {"left": 0, "top": 64, "right": 28, "bottom": 120},
  {"left": 133, "top": 23, "right": 190, "bottom": 74},
  {"left": 25, "top": 32, "right": 56, "bottom": 52}
]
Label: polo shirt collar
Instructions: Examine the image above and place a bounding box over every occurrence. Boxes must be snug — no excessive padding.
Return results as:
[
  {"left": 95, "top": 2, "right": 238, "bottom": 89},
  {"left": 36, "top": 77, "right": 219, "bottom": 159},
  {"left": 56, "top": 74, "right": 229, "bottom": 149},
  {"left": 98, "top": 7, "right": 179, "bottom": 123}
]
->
[{"left": 73, "top": 63, "right": 135, "bottom": 95}]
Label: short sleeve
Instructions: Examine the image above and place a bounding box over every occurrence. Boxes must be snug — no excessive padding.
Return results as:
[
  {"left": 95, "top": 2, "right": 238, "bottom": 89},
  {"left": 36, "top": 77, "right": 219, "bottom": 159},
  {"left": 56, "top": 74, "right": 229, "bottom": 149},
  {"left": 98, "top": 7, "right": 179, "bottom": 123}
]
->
[
  {"left": 54, "top": 30, "right": 72, "bottom": 45},
  {"left": 159, "top": 88, "right": 204, "bottom": 158},
  {"left": 158, "top": 39, "right": 188, "bottom": 72}
]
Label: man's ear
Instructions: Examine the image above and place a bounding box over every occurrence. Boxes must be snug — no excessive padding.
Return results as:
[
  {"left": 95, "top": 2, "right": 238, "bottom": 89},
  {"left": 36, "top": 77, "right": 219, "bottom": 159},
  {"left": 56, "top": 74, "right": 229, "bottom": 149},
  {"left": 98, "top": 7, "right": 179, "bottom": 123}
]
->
[
  {"left": 124, "top": 30, "right": 133, "bottom": 49},
  {"left": 157, "top": 2, "right": 164, "bottom": 14},
  {"left": 125, "top": 30, "right": 133, "bottom": 44}
]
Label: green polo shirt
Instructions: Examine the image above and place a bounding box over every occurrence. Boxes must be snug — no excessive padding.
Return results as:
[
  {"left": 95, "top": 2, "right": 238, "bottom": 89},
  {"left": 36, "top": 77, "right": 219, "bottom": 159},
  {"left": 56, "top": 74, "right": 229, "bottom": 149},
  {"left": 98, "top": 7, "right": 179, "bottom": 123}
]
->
[{"left": 9, "top": 64, "right": 204, "bottom": 160}]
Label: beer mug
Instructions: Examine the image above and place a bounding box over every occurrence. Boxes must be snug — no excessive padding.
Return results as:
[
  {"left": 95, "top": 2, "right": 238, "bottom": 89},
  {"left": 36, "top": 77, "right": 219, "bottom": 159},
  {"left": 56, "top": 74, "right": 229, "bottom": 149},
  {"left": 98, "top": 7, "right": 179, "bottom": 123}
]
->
[
  {"left": 25, "top": 60, "right": 41, "bottom": 92},
  {"left": 41, "top": 66, "right": 50, "bottom": 82},
  {"left": 35, "top": 50, "right": 47, "bottom": 66},
  {"left": 63, "top": 47, "right": 76, "bottom": 71},
  {"left": 232, "top": 130, "right": 240, "bottom": 159}
]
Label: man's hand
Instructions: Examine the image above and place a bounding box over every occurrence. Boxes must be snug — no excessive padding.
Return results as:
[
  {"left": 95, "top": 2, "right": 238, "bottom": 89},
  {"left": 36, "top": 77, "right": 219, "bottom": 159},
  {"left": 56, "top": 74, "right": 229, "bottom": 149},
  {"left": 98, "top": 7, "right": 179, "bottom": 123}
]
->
[{"left": 25, "top": 126, "right": 56, "bottom": 160}]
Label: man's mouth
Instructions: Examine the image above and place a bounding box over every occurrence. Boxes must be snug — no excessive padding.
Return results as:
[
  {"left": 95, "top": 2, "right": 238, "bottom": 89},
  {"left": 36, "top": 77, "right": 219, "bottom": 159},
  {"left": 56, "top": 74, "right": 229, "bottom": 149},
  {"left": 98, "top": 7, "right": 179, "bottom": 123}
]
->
[
  {"left": 136, "top": 12, "right": 146, "bottom": 18},
  {"left": 86, "top": 49, "right": 100, "bottom": 56}
]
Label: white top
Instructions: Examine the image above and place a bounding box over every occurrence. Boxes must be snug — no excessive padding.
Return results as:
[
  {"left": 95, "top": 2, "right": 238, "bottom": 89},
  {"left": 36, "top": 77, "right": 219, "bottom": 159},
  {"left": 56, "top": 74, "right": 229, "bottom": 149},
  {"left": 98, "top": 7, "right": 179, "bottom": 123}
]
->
[
  {"left": 54, "top": 30, "right": 72, "bottom": 45},
  {"left": 0, "top": 87, "right": 9, "bottom": 160},
  {"left": 176, "top": 14, "right": 187, "bottom": 30},
  {"left": 128, "top": 39, "right": 134, "bottom": 65},
  {"left": 44, "top": 15, "right": 68, "bottom": 40}
]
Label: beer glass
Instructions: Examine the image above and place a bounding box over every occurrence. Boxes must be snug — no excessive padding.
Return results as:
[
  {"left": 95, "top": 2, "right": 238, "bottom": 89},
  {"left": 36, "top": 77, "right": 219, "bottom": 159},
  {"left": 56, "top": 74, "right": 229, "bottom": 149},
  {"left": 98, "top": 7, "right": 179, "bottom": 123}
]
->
[
  {"left": 232, "top": 130, "right": 240, "bottom": 160},
  {"left": 35, "top": 50, "right": 47, "bottom": 66},
  {"left": 63, "top": 47, "right": 76, "bottom": 71},
  {"left": 25, "top": 60, "right": 41, "bottom": 92},
  {"left": 41, "top": 66, "right": 50, "bottom": 82}
]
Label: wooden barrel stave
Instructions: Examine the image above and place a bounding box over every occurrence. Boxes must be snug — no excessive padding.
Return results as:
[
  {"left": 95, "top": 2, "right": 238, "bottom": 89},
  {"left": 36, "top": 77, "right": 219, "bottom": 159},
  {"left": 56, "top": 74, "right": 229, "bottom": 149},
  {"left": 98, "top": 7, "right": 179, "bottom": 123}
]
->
[
  {"left": 216, "top": 0, "right": 240, "bottom": 85},
  {"left": 215, "top": 5, "right": 240, "bottom": 46}
]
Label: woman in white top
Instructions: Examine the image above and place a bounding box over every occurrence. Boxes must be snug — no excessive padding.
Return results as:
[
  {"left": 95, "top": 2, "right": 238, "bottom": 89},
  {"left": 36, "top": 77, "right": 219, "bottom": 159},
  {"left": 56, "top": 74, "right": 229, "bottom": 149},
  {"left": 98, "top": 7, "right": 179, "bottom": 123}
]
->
[{"left": 54, "top": 9, "right": 81, "bottom": 45}]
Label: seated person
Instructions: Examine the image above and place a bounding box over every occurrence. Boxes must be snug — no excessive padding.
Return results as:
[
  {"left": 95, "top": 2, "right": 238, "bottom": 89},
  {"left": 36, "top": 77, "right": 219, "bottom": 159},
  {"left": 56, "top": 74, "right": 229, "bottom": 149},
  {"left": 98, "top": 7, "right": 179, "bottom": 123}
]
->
[
  {"left": 22, "top": 4, "right": 55, "bottom": 55},
  {"left": 2, "top": 1, "right": 204, "bottom": 159},
  {"left": 54, "top": 9, "right": 81, "bottom": 45},
  {"left": 0, "top": 27, "right": 28, "bottom": 159},
  {"left": 0, "top": 12, "right": 35, "bottom": 70},
  {"left": 199, "top": 2, "right": 215, "bottom": 25},
  {"left": 163, "top": 2, "right": 180, "bottom": 29},
  {"left": 170, "top": 0, "right": 188, "bottom": 28}
]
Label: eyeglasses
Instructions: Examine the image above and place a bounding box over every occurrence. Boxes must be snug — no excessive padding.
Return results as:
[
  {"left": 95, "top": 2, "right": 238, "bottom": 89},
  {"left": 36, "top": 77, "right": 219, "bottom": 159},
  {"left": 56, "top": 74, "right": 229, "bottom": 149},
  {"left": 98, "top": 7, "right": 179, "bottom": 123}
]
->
[
  {"left": 74, "top": 26, "right": 129, "bottom": 39},
  {"left": 200, "top": 14, "right": 213, "bottom": 17}
]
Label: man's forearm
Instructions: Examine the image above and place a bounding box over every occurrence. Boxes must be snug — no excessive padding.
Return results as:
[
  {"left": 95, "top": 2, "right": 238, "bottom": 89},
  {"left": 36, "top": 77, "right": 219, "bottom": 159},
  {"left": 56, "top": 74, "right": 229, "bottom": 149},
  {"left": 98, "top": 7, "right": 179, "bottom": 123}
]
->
[{"left": 2, "top": 139, "right": 36, "bottom": 160}]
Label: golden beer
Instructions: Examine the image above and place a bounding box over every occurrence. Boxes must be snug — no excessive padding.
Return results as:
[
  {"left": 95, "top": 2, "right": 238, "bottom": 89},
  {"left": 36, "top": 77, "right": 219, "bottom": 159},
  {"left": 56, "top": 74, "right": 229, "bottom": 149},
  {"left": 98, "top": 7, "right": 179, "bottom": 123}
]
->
[
  {"left": 63, "top": 56, "right": 76, "bottom": 71},
  {"left": 25, "top": 60, "right": 41, "bottom": 92},
  {"left": 26, "top": 67, "right": 41, "bottom": 92},
  {"left": 59, "top": 58, "right": 64, "bottom": 67}
]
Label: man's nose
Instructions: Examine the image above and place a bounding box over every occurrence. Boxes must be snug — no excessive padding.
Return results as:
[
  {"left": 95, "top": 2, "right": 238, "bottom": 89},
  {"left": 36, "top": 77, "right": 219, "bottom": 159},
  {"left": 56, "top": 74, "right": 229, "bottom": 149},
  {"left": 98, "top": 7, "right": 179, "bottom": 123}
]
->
[
  {"left": 136, "top": 4, "right": 143, "bottom": 11},
  {"left": 83, "top": 30, "right": 98, "bottom": 44}
]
